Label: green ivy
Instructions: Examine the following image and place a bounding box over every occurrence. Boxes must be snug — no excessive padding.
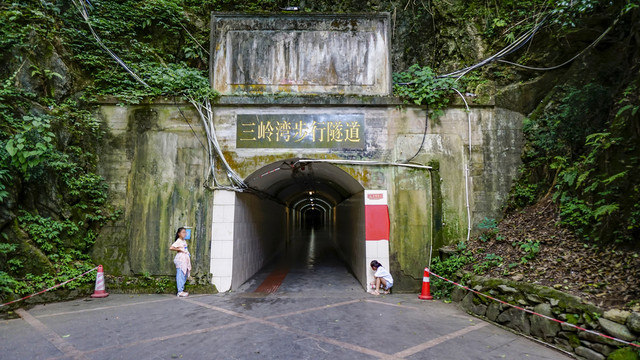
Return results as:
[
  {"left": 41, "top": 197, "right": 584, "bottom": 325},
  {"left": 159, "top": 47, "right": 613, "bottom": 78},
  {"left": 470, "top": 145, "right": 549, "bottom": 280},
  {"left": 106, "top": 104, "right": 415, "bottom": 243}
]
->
[{"left": 393, "top": 65, "right": 457, "bottom": 116}]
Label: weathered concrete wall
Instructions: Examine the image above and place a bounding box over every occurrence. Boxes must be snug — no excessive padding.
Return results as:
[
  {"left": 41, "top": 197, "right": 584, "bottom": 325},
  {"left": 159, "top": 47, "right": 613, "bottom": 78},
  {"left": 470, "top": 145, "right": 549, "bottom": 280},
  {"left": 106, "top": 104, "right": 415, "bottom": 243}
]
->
[
  {"left": 211, "top": 14, "right": 391, "bottom": 96},
  {"left": 389, "top": 165, "right": 435, "bottom": 288},
  {"left": 94, "top": 98, "right": 524, "bottom": 291},
  {"left": 210, "top": 97, "right": 523, "bottom": 289},
  {"left": 94, "top": 102, "right": 212, "bottom": 281},
  {"left": 427, "top": 106, "right": 524, "bottom": 227},
  {"left": 232, "top": 193, "right": 288, "bottom": 289},
  {"left": 334, "top": 191, "right": 366, "bottom": 286}
]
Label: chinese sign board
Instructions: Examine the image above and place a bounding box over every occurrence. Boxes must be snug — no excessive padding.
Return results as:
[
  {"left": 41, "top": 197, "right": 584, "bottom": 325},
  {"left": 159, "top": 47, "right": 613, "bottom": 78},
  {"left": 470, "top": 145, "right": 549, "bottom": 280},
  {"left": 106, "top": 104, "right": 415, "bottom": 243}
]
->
[{"left": 236, "top": 114, "right": 365, "bottom": 149}]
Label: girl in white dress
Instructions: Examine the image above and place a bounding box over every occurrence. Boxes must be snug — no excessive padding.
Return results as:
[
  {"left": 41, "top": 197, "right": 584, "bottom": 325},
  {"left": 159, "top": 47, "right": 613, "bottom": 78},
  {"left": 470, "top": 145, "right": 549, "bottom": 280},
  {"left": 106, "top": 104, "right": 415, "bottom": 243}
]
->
[
  {"left": 369, "top": 260, "right": 393, "bottom": 295},
  {"left": 169, "top": 227, "right": 191, "bottom": 297}
]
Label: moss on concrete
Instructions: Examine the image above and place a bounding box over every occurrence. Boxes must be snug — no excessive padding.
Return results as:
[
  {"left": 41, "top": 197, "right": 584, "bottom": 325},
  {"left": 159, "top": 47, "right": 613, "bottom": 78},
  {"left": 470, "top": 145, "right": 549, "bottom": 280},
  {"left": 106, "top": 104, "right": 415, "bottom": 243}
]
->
[
  {"left": 607, "top": 347, "right": 640, "bottom": 360},
  {"left": 106, "top": 275, "right": 217, "bottom": 294}
]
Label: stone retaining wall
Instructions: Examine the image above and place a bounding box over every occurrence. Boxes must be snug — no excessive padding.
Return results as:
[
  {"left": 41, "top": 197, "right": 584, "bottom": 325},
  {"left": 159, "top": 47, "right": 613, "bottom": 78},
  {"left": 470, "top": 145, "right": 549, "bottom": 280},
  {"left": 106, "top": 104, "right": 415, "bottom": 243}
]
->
[{"left": 451, "top": 274, "right": 640, "bottom": 360}]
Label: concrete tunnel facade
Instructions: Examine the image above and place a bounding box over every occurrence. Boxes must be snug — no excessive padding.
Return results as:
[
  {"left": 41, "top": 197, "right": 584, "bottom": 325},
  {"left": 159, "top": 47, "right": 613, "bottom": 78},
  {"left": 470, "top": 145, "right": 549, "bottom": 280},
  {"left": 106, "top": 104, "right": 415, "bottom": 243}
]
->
[
  {"left": 223, "top": 159, "right": 368, "bottom": 290},
  {"left": 92, "top": 13, "right": 525, "bottom": 292}
]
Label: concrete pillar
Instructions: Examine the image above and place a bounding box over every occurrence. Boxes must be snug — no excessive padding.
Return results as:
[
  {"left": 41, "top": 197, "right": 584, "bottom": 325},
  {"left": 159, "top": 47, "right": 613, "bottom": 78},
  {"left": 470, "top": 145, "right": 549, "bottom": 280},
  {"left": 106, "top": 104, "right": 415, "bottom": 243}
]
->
[
  {"left": 210, "top": 190, "right": 236, "bottom": 292},
  {"left": 364, "top": 190, "right": 390, "bottom": 288}
]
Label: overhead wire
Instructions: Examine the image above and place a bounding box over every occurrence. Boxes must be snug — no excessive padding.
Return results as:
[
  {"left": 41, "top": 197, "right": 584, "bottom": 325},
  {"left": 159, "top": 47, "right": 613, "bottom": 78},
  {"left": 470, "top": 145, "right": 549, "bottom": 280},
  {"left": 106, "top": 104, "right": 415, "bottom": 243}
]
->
[
  {"left": 293, "top": 159, "right": 433, "bottom": 170},
  {"left": 408, "top": 7, "right": 622, "bottom": 256},
  {"left": 70, "top": 0, "right": 246, "bottom": 191},
  {"left": 404, "top": 103, "right": 429, "bottom": 163},
  {"left": 497, "top": 16, "right": 620, "bottom": 71},
  {"left": 451, "top": 88, "right": 472, "bottom": 245},
  {"left": 437, "top": 13, "right": 549, "bottom": 81},
  {"left": 70, "top": 0, "right": 149, "bottom": 87},
  {"left": 437, "top": 6, "right": 623, "bottom": 79},
  {"left": 177, "top": 22, "right": 210, "bottom": 56}
]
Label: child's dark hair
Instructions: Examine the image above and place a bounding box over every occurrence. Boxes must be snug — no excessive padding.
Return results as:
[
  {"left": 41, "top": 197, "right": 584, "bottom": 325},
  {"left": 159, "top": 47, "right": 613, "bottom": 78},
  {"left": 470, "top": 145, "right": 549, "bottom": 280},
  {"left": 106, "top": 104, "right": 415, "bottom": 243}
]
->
[
  {"left": 370, "top": 260, "right": 382, "bottom": 269},
  {"left": 175, "top": 227, "right": 186, "bottom": 241}
]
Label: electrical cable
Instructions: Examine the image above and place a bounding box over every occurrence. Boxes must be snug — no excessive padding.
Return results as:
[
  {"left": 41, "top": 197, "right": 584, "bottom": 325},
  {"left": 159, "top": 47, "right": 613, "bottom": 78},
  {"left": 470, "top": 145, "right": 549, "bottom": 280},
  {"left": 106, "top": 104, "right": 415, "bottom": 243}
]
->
[
  {"left": 437, "top": 14, "right": 549, "bottom": 80},
  {"left": 438, "top": 9, "right": 622, "bottom": 79},
  {"left": 404, "top": 104, "right": 429, "bottom": 163},
  {"left": 174, "top": 99, "right": 217, "bottom": 187},
  {"left": 451, "top": 88, "right": 472, "bottom": 244},
  {"left": 176, "top": 21, "right": 210, "bottom": 56},
  {"left": 293, "top": 159, "right": 433, "bottom": 170},
  {"left": 497, "top": 16, "right": 620, "bottom": 71},
  {"left": 175, "top": 100, "right": 208, "bottom": 151},
  {"left": 71, "top": 0, "right": 247, "bottom": 191},
  {"left": 70, "top": 0, "right": 149, "bottom": 87}
]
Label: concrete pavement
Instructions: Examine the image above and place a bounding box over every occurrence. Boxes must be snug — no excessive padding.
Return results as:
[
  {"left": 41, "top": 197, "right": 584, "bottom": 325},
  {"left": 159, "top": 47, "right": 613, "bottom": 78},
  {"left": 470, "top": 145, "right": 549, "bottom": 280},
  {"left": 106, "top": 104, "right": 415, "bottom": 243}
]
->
[
  {"left": 0, "top": 231, "right": 571, "bottom": 359},
  {"left": 1, "top": 290, "right": 571, "bottom": 359}
]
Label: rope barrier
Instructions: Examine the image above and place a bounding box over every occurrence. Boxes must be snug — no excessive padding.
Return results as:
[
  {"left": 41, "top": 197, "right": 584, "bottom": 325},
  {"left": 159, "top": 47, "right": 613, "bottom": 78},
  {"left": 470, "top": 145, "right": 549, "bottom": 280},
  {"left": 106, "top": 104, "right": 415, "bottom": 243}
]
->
[
  {"left": 0, "top": 267, "right": 98, "bottom": 308},
  {"left": 427, "top": 268, "right": 640, "bottom": 349}
]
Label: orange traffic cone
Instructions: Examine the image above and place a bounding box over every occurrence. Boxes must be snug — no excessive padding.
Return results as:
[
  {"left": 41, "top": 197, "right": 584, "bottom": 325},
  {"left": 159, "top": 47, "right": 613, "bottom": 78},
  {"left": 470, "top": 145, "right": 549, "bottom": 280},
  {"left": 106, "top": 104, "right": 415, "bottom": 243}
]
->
[
  {"left": 91, "top": 265, "right": 109, "bottom": 298},
  {"left": 418, "top": 267, "right": 433, "bottom": 300}
]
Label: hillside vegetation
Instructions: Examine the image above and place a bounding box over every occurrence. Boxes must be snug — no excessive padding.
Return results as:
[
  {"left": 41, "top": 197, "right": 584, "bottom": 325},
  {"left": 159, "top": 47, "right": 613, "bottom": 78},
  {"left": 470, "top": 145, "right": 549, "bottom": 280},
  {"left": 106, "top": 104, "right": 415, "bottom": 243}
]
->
[{"left": 0, "top": 0, "right": 639, "bottom": 306}]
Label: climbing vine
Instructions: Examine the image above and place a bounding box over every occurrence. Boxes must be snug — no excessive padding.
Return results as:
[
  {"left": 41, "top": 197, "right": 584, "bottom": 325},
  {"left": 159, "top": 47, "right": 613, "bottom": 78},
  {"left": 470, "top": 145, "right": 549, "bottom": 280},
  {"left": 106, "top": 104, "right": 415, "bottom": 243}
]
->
[{"left": 393, "top": 65, "right": 457, "bottom": 116}]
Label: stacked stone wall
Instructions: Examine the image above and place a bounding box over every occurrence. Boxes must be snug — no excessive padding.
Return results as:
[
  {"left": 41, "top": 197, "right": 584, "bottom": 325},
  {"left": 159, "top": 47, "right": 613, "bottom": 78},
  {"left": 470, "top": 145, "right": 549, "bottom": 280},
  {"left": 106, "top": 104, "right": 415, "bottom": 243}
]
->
[{"left": 451, "top": 274, "right": 640, "bottom": 360}]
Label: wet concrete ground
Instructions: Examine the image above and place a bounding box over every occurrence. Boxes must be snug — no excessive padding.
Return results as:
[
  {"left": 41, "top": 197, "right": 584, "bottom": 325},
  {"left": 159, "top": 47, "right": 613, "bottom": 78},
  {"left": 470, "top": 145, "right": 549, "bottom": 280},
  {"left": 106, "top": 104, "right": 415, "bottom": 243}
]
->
[{"left": 0, "top": 229, "right": 571, "bottom": 359}]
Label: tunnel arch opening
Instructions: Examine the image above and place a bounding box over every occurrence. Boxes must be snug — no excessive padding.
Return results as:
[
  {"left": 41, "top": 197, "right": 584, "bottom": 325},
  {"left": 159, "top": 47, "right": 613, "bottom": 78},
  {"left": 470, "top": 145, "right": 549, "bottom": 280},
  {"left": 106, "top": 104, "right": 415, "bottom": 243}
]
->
[{"left": 231, "top": 158, "right": 366, "bottom": 290}]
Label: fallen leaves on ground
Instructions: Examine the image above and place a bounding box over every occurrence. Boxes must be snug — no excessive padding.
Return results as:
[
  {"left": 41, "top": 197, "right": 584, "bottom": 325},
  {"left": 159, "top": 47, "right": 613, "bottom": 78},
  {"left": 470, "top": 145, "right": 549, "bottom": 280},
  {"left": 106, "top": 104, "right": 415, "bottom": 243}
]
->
[{"left": 462, "top": 198, "right": 640, "bottom": 310}]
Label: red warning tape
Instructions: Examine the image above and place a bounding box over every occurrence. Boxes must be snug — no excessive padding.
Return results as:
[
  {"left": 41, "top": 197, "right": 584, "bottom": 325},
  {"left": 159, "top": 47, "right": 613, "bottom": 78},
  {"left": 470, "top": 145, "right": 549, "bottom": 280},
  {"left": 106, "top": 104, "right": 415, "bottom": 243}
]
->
[
  {"left": 428, "top": 269, "right": 640, "bottom": 349},
  {"left": 0, "top": 266, "right": 98, "bottom": 308}
]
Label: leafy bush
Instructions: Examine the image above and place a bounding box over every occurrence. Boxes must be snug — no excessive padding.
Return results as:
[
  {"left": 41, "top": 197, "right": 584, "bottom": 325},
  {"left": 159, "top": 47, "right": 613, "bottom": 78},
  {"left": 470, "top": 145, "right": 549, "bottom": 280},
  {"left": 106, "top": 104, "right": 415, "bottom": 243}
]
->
[
  {"left": 478, "top": 217, "right": 503, "bottom": 242},
  {"left": 0, "top": 79, "right": 116, "bottom": 299},
  {"left": 473, "top": 253, "right": 503, "bottom": 274},
  {"left": 430, "top": 242, "right": 472, "bottom": 298},
  {"left": 509, "top": 81, "right": 640, "bottom": 244},
  {"left": 517, "top": 240, "right": 540, "bottom": 264},
  {"left": 393, "top": 65, "right": 457, "bottom": 116}
]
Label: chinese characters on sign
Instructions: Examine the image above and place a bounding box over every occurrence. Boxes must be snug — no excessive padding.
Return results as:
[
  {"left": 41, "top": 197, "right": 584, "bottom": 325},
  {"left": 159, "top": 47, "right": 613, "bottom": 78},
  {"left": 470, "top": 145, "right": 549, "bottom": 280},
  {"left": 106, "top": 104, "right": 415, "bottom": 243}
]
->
[{"left": 236, "top": 114, "right": 365, "bottom": 149}]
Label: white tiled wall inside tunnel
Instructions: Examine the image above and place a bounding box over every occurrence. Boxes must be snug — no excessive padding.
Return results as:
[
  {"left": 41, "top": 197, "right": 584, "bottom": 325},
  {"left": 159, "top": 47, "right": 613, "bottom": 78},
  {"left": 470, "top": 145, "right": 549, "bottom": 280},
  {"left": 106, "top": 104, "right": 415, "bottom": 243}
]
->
[
  {"left": 366, "top": 240, "right": 390, "bottom": 288},
  {"left": 210, "top": 190, "right": 236, "bottom": 292},
  {"left": 231, "top": 193, "right": 288, "bottom": 290}
]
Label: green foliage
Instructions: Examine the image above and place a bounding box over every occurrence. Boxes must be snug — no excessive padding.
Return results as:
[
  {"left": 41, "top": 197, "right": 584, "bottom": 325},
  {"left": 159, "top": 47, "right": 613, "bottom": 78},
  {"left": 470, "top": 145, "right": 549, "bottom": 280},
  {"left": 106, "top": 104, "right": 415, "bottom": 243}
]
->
[
  {"left": 393, "top": 65, "right": 457, "bottom": 116},
  {"left": 0, "top": 81, "right": 116, "bottom": 300},
  {"left": 473, "top": 253, "right": 503, "bottom": 274},
  {"left": 139, "top": 272, "right": 172, "bottom": 294},
  {"left": 548, "top": 0, "right": 602, "bottom": 27},
  {"left": 0, "top": 169, "right": 10, "bottom": 202},
  {"left": 458, "top": 0, "right": 614, "bottom": 44},
  {"left": 5, "top": 115, "right": 56, "bottom": 176},
  {"left": 430, "top": 242, "right": 472, "bottom": 298},
  {"left": 517, "top": 240, "right": 540, "bottom": 264},
  {"left": 478, "top": 217, "right": 503, "bottom": 242},
  {"left": 0, "top": 0, "right": 227, "bottom": 300},
  {"left": 509, "top": 80, "right": 640, "bottom": 244},
  {"left": 56, "top": 0, "right": 217, "bottom": 103}
]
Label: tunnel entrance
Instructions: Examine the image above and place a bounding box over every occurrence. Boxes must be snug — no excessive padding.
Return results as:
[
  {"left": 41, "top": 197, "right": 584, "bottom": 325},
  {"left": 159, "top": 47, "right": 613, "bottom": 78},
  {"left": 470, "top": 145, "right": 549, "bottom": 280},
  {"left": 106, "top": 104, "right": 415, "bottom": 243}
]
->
[{"left": 231, "top": 158, "right": 366, "bottom": 291}]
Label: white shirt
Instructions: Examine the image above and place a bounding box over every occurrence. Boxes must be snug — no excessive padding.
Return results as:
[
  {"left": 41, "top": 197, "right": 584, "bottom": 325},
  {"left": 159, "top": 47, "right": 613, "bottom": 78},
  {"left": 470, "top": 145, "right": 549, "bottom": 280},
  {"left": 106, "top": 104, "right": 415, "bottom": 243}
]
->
[
  {"left": 171, "top": 238, "right": 191, "bottom": 274},
  {"left": 375, "top": 266, "right": 393, "bottom": 284}
]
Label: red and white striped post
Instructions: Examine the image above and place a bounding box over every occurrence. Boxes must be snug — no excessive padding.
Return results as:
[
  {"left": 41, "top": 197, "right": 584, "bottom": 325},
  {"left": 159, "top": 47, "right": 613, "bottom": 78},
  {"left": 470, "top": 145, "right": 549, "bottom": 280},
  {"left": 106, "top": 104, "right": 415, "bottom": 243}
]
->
[
  {"left": 90, "top": 265, "right": 109, "bottom": 298},
  {"left": 418, "top": 267, "right": 433, "bottom": 300}
]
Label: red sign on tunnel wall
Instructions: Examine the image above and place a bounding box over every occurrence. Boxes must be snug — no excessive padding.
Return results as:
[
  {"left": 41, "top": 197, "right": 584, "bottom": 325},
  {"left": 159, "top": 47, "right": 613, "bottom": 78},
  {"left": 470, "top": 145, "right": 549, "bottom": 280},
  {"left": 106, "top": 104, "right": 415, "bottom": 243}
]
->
[{"left": 365, "top": 190, "right": 389, "bottom": 241}]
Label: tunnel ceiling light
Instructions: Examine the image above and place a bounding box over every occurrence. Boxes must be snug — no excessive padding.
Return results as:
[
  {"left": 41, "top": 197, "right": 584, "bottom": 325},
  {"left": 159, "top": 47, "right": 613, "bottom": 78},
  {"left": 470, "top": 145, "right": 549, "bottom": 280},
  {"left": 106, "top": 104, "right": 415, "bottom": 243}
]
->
[{"left": 308, "top": 191, "right": 313, "bottom": 195}]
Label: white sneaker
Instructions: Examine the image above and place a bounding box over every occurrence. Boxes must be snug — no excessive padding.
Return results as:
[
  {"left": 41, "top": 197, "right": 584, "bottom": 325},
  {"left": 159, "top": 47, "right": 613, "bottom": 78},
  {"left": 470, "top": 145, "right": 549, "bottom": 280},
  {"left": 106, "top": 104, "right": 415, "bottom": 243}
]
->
[{"left": 177, "top": 292, "right": 189, "bottom": 297}]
